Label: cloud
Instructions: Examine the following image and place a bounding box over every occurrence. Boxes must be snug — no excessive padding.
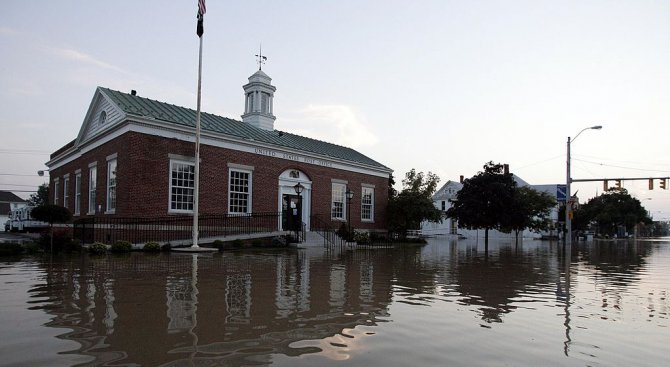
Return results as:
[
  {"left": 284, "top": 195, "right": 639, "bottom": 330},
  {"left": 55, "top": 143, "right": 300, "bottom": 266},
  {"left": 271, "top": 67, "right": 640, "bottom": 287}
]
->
[
  {"left": 0, "top": 27, "right": 20, "bottom": 36},
  {"left": 281, "top": 104, "right": 379, "bottom": 149},
  {"left": 48, "top": 47, "right": 126, "bottom": 73}
]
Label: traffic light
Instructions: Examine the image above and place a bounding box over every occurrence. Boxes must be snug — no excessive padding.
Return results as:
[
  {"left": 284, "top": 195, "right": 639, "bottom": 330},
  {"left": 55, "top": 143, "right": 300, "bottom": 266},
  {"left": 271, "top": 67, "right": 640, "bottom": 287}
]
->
[
  {"left": 603, "top": 180, "right": 608, "bottom": 191},
  {"left": 649, "top": 178, "right": 654, "bottom": 190},
  {"left": 615, "top": 179, "right": 621, "bottom": 188},
  {"left": 661, "top": 179, "right": 667, "bottom": 190}
]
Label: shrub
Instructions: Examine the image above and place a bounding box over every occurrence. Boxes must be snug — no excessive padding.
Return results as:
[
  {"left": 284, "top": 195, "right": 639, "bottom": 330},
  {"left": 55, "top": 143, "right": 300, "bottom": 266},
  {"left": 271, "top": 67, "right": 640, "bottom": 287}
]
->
[
  {"left": 353, "top": 231, "right": 370, "bottom": 245},
  {"left": 337, "top": 222, "right": 355, "bottom": 242},
  {"left": 111, "top": 240, "right": 132, "bottom": 253},
  {"left": 143, "top": 241, "right": 161, "bottom": 252},
  {"left": 232, "top": 239, "right": 244, "bottom": 248},
  {"left": 161, "top": 243, "right": 172, "bottom": 252},
  {"left": 89, "top": 242, "right": 108, "bottom": 255}
]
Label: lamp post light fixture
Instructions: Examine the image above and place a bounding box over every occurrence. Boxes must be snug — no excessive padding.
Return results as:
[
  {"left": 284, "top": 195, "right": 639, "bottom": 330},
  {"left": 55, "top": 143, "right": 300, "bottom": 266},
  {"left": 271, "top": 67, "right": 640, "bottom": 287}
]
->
[
  {"left": 293, "top": 182, "right": 304, "bottom": 195},
  {"left": 345, "top": 188, "right": 354, "bottom": 239},
  {"left": 566, "top": 125, "right": 602, "bottom": 246},
  {"left": 37, "top": 169, "right": 49, "bottom": 177},
  {"left": 293, "top": 183, "right": 305, "bottom": 239}
]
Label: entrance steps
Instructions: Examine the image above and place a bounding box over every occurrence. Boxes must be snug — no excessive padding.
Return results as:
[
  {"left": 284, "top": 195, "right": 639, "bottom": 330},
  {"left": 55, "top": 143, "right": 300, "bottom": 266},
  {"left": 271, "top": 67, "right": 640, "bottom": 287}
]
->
[{"left": 299, "top": 231, "right": 328, "bottom": 247}]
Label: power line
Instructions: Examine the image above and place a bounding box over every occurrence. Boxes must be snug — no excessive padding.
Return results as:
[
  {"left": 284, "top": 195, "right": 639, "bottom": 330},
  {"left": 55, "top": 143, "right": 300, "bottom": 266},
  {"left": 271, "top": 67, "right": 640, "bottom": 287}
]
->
[
  {"left": 0, "top": 173, "right": 41, "bottom": 177},
  {"left": 573, "top": 154, "right": 670, "bottom": 169},
  {"left": 0, "top": 149, "right": 50, "bottom": 154},
  {"left": 0, "top": 183, "right": 39, "bottom": 187},
  {"left": 515, "top": 154, "right": 564, "bottom": 170},
  {"left": 572, "top": 158, "right": 670, "bottom": 174}
]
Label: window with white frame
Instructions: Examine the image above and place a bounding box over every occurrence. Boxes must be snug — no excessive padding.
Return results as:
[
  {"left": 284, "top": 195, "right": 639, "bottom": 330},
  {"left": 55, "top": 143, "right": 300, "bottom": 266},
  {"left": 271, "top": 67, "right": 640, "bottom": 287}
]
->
[
  {"left": 63, "top": 175, "right": 70, "bottom": 209},
  {"left": 106, "top": 159, "right": 117, "bottom": 212},
  {"left": 88, "top": 165, "right": 97, "bottom": 214},
  {"left": 229, "top": 169, "right": 251, "bottom": 214},
  {"left": 331, "top": 183, "right": 346, "bottom": 220},
  {"left": 169, "top": 160, "right": 195, "bottom": 212},
  {"left": 54, "top": 179, "right": 60, "bottom": 205},
  {"left": 74, "top": 173, "right": 81, "bottom": 215},
  {"left": 361, "top": 186, "right": 374, "bottom": 222}
]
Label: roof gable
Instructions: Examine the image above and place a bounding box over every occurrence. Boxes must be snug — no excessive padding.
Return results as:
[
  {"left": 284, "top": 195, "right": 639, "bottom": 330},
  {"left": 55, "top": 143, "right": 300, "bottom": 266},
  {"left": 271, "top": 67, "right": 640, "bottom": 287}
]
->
[
  {"left": 75, "top": 87, "right": 127, "bottom": 146},
  {"left": 432, "top": 180, "right": 463, "bottom": 200},
  {"left": 0, "top": 191, "right": 25, "bottom": 203}
]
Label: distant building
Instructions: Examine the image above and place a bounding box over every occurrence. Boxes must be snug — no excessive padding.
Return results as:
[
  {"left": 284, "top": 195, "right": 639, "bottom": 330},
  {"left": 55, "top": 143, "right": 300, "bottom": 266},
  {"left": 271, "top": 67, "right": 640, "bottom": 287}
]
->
[
  {"left": 45, "top": 68, "right": 392, "bottom": 239},
  {"left": 421, "top": 175, "right": 562, "bottom": 240},
  {"left": 0, "top": 191, "right": 26, "bottom": 226}
]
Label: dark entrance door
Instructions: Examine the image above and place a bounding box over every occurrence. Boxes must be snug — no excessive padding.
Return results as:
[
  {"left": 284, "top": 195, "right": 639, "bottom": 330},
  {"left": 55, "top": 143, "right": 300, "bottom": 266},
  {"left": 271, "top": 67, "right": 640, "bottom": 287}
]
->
[{"left": 282, "top": 194, "right": 302, "bottom": 231}]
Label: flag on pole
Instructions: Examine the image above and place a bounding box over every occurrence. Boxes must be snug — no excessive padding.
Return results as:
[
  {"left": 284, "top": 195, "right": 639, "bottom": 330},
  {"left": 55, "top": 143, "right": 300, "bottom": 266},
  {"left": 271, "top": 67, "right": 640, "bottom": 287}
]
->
[
  {"left": 197, "top": 0, "right": 206, "bottom": 37},
  {"left": 198, "top": 0, "right": 206, "bottom": 15}
]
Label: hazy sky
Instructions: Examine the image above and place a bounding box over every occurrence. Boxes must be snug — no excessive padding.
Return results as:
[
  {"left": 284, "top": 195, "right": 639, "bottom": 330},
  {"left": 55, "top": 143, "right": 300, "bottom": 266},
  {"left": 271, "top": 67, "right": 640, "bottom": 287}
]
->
[{"left": 1, "top": 1, "right": 668, "bottom": 220}]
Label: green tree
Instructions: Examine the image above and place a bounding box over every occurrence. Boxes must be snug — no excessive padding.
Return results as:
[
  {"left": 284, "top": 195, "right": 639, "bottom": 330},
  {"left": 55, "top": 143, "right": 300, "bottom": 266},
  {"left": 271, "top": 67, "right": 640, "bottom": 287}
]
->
[
  {"left": 26, "top": 183, "right": 49, "bottom": 207},
  {"left": 387, "top": 169, "right": 442, "bottom": 239},
  {"left": 447, "top": 162, "right": 516, "bottom": 247},
  {"left": 572, "top": 188, "right": 651, "bottom": 237},
  {"left": 31, "top": 204, "right": 72, "bottom": 253},
  {"left": 505, "top": 186, "right": 557, "bottom": 243}
]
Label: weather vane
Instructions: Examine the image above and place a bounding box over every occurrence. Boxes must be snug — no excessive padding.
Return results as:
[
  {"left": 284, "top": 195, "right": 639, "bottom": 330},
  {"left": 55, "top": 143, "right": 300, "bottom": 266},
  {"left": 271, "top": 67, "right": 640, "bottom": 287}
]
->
[{"left": 255, "top": 44, "right": 267, "bottom": 70}]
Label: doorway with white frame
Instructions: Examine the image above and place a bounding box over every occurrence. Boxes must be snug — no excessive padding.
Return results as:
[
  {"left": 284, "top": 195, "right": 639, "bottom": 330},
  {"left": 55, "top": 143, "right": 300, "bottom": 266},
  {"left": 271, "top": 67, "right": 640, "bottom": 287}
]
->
[{"left": 278, "top": 169, "right": 312, "bottom": 232}]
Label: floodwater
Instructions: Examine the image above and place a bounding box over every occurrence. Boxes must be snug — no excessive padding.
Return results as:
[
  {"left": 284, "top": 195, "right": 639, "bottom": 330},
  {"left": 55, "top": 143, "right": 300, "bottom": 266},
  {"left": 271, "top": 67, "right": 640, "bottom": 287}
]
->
[{"left": 0, "top": 238, "right": 668, "bottom": 367}]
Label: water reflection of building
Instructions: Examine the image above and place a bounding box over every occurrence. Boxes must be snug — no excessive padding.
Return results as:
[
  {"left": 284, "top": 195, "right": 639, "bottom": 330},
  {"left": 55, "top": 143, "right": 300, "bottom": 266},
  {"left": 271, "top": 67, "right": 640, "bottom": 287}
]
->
[
  {"left": 32, "top": 249, "right": 397, "bottom": 366},
  {"left": 27, "top": 241, "right": 666, "bottom": 365}
]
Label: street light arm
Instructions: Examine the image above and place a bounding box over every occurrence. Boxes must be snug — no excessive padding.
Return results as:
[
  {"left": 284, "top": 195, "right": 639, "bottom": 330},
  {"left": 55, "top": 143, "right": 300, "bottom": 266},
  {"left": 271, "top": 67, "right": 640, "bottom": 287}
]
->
[{"left": 572, "top": 125, "right": 602, "bottom": 143}]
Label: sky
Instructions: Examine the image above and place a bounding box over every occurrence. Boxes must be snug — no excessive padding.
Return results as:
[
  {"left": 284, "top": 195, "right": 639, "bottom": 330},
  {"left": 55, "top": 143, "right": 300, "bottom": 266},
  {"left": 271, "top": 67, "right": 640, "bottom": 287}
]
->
[{"left": 1, "top": 0, "right": 669, "bottom": 220}]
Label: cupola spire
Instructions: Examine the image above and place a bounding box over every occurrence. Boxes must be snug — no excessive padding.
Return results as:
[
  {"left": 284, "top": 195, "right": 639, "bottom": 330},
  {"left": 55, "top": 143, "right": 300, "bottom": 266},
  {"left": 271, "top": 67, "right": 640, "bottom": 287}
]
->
[{"left": 242, "top": 49, "right": 276, "bottom": 131}]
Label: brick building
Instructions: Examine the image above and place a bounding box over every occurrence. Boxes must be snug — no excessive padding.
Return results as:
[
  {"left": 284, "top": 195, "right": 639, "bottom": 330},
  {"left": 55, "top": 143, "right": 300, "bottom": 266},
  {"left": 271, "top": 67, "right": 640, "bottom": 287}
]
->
[{"left": 46, "top": 69, "right": 392, "bottom": 237}]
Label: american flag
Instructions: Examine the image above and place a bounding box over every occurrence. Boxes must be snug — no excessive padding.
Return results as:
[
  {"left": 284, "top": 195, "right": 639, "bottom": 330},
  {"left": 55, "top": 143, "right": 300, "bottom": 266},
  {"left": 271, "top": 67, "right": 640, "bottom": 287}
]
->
[
  {"left": 198, "top": 0, "right": 206, "bottom": 16},
  {"left": 196, "top": 0, "right": 206, "bottom": 37}
]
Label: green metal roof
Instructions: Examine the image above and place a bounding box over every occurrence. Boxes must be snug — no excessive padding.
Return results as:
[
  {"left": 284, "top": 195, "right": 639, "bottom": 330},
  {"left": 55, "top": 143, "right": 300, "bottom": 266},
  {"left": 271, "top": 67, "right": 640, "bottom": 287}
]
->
[{"left": 99, "top": 87, "right": 389, "bottom": 170}]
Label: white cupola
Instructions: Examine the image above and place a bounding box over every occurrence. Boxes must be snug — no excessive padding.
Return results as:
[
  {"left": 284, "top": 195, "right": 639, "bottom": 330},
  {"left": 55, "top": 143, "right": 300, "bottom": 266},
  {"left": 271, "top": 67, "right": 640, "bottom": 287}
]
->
[{"left": 241, "top": 69, "right": 276, "bottom": 131}]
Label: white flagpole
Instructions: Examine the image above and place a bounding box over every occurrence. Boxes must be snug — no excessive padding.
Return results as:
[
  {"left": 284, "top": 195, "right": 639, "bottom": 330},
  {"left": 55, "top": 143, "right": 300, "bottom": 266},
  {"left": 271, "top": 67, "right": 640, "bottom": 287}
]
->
[{"left": 192, "top": 22, "right": 204, "bottom": 248}]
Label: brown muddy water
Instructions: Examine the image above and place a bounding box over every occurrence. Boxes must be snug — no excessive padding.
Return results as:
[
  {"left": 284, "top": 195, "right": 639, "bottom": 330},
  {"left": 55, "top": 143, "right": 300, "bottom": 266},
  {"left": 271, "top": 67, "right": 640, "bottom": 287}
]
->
[{"left": 0, "top": 238, "right": 668, "bottom": 367}]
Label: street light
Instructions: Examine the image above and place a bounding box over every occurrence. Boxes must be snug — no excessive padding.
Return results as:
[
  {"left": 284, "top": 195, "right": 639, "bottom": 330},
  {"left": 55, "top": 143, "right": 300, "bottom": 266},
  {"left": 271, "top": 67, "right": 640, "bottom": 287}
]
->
[
  {"left": 37, "top": 169, "right": 49, "bottom": 177},
  {"left": 345, "top": 188, "right": 354, "bottom": 240},
  {"left": 566, "top": 125, "right": 602, "bottom": 246}
]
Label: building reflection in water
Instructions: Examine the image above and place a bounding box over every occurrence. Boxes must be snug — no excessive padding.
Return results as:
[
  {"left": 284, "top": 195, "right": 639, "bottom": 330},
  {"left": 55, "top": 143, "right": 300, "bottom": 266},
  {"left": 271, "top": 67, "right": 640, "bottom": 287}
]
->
[
  {"left": 25, "top": 239, "right": 664, "bottom": 366},
  {"left": 30, "top": 248, "right": 397, "bottom": 366}
]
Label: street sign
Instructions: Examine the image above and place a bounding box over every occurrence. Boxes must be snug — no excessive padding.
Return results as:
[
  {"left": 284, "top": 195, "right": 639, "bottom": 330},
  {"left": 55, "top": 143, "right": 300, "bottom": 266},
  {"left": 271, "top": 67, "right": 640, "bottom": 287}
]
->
[{"left": 557, "top": 185, "right": 567, "bottom": 201}]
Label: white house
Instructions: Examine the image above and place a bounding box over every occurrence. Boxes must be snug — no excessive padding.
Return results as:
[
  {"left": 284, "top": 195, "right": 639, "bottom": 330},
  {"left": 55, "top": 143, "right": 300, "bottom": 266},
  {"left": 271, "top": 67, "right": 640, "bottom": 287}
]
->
[
  {"left": 421, "top": 176, "right": 562, "bottom": 240},
  {"left": 1, "top": 191, "right": 26, "bottom": 229}
]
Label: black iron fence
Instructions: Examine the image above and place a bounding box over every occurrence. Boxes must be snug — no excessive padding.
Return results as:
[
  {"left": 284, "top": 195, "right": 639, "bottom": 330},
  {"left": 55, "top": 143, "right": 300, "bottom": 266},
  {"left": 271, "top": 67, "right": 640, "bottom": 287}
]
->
[{"left": 73, "top": 212, "right": 281, "bottom": 245}]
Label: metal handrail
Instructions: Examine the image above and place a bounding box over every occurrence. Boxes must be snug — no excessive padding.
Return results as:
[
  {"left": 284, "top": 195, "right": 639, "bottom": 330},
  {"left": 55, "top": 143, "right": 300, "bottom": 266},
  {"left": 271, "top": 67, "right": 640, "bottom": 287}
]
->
[{"left": 309, "top": 215, "right": 346, "bottom": 247}]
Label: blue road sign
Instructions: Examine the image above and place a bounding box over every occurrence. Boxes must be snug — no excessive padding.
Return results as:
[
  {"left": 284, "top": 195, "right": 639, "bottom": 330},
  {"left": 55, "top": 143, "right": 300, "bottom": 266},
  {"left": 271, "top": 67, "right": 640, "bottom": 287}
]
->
[{"left": 557, "top": 185, "right": 567, "bottom": 201}]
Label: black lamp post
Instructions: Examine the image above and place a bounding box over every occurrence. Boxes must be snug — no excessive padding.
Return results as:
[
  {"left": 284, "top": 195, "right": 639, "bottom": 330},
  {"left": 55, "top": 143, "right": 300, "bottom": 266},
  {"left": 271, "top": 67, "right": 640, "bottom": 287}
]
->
[
  {"left": 345, "top": 188, "right": 354, "bottom": 239},
  {"left": 293, "top": 183, "right": 304, "bottom": 239}
]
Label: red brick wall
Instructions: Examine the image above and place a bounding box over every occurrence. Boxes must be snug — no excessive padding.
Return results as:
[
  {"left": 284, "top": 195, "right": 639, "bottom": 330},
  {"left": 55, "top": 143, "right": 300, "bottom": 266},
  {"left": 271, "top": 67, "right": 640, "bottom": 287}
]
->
[{"left": 50, "top": 131, "right": 389, "bottom": 230}]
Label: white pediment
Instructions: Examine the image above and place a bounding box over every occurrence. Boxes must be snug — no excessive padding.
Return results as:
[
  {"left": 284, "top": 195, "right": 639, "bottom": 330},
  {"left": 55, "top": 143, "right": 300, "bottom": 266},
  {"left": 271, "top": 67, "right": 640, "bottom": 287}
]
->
[
  {"left": 74, "top": 88, "right": 126, "bottom": 147},
  {"left": 432, "top": 180, "right": 463, "bottom": 200}
]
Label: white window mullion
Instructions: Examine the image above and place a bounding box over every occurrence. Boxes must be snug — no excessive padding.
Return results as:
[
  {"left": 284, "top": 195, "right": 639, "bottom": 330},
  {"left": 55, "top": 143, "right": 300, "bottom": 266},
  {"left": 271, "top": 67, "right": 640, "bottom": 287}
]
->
[
  {"left": 229, "top": 169, "right": 252, "bottom": 214},
  {"left": 106, "top": 158, "right": 117, "bottom": 213},
  {"left": 169, "top": 159, "right": 195, "bottom": 213}
]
